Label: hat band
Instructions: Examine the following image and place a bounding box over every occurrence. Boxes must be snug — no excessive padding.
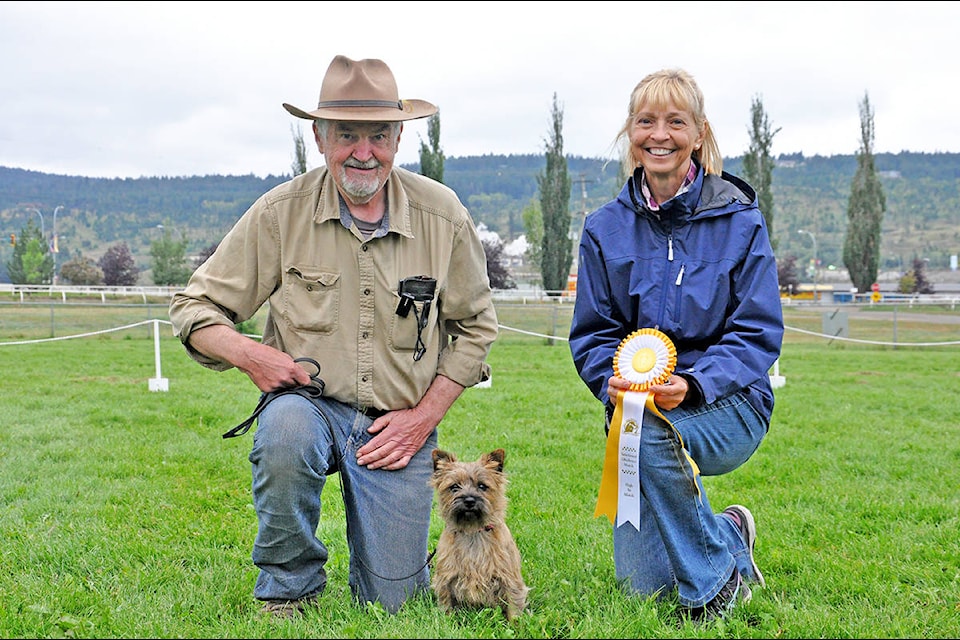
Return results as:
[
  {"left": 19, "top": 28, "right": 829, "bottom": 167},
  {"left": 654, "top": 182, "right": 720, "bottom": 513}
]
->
[{"left": 316, "top": 99, "right": 404, "bottom": 110}]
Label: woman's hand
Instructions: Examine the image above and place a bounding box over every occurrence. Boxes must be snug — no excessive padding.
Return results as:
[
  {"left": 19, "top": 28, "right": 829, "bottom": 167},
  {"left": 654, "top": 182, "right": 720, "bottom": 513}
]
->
[{"left": 607, "top": 374, "right": 688, "bottom": 411}]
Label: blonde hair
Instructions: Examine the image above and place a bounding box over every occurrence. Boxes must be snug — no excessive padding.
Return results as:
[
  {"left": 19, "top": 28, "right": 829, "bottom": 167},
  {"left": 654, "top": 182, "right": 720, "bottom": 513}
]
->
[{"left": 616, "top": 68, "right": 722, "bottom": 177}]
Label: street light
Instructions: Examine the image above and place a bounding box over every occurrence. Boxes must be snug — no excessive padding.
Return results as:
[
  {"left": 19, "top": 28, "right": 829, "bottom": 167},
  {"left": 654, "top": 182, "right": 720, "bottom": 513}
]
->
[
  {"left": 28, "top": 207, "right": 45, "bottom": 237},
  {"left": 798, "top": 229, "right": 818, "bottom": 301},
  {"left": 52, "top": 205, "right": 63, "bottom": 285}
]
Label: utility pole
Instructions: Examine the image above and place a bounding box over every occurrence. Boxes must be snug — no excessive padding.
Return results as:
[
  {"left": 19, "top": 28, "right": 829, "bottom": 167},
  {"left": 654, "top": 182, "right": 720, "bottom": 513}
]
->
[
  {"left": 798, "top": 229, "right": 818, "bottom": 301},
  {"left": 571, "top": 173, "right": 591, "bottom": 268},
  {"left": 52, "top": 205, "right": 63, "bottom": 285}
]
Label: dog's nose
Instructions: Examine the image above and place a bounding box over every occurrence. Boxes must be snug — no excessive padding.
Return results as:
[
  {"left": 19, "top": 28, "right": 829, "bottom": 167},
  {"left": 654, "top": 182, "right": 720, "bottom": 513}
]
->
[{"left": 461, "top": 495, "right": 477, "bottom": 508}]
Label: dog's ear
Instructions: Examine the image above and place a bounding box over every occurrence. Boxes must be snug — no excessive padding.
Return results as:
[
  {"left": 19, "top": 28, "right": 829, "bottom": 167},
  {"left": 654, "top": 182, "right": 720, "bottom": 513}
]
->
[
  {"left": 483, "top": 448, "right": 506, "bottom": 472},
  {"left": 432, "top": 448, "right": 456, "bottom": 472}
]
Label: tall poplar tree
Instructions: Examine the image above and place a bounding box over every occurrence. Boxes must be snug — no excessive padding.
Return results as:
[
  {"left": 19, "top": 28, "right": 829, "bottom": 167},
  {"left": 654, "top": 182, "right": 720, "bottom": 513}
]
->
[
  {"left": 418, "top": 113, "right": 444, "bottom": 183},
  {"left": 742, "top": 94, "right": 781, "bottom": 249},
  {"left": 537, "top": 93, "right": 572, "bottom": 295},
  {"left": 291, "top": 124, "right": 308, "bottom": 177},
  {"left": 842, "top": 92, "right": 886, "bottom": 293}
]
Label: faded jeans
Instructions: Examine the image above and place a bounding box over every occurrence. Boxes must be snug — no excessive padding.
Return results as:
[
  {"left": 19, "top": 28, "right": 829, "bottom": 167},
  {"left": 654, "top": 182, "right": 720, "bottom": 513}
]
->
[
  {"left": 248, "top": 393, "right": 436, "bottom": 612},
  {"left": 611, "top": 392, "right": 767, "bottom": 608}
]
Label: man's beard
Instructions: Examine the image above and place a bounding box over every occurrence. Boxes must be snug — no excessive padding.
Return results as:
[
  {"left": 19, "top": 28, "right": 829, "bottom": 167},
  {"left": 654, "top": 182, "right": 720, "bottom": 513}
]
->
[{"left": 339, "top": 161, "right": 384, "bottom": 203}]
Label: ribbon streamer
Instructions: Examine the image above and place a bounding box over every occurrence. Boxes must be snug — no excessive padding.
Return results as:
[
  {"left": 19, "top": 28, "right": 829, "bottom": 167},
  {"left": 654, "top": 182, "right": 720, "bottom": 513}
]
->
[{"left": 594, "top": 329, "right": 700, "bottom": 528}]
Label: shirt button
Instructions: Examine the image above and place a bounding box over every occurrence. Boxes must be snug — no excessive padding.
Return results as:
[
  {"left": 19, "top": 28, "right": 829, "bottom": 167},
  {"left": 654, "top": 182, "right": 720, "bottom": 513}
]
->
[
  {"left": 361, "top": 376, "right": 368, "bottom": 382},
  {"left": 364, "top": 288, "right": 370, "bottom": 295},
  {"left": 362, "top": 245, "right": 368, "bottom": 252},
  {"left": 362, "top": 331, "right": 368, "bottom": 339}
]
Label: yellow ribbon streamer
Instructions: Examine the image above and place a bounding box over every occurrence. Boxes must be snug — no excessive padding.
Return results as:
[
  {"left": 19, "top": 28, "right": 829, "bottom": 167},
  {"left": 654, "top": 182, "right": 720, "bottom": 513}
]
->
[{"left": 594, "top": 330, "right": 701, "bottom": 526}]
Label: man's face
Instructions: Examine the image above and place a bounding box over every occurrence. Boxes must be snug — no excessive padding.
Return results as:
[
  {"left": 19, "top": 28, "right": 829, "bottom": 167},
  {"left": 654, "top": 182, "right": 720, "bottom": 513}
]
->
[{"left": 316, "top": 120, "right": 401, "bottom": 205}]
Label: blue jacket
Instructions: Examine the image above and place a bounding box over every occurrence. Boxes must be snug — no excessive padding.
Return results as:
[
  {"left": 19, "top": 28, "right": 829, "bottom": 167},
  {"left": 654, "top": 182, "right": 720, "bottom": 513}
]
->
[{"left": 568, "top": 164, "right": 784, "bottom": 425}]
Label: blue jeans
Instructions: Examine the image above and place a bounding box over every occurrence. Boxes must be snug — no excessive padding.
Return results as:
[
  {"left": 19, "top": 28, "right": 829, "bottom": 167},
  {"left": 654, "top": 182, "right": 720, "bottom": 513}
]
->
[
  {"left": 611, "top": 392, "right": 767, "bottom": 608},
  {"left": 248, "top": 393, "right": 436, "bottom": 612}
]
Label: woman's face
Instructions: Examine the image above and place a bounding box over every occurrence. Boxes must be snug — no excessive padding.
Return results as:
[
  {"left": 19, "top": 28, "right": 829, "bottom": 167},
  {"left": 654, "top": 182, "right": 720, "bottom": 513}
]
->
[{"left": 629, "top": 100, "right": 704, "bottom": 184}]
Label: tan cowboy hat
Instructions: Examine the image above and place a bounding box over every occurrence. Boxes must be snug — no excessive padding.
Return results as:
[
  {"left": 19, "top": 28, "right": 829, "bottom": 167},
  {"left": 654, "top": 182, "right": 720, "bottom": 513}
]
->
[{"left": 283, "top": 55, "right": 438, "bottom": 122}]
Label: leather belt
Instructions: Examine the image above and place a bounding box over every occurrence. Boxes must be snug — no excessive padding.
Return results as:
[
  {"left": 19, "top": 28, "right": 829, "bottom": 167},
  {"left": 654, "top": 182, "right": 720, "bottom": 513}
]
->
[{"left": 358, "top": 406, "right": 388, "bottom": 420}]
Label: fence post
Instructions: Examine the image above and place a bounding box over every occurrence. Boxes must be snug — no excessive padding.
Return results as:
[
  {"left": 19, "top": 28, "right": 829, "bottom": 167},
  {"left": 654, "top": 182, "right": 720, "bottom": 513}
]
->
[{"left": 148, "top": 319, "right": 169, "bottom": 392}]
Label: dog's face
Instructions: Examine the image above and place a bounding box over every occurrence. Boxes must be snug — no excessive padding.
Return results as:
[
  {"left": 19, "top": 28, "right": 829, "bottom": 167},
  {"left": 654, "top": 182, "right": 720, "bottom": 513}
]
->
[{"left": 430, "top": 448, "right": 508, "bottom": 530}]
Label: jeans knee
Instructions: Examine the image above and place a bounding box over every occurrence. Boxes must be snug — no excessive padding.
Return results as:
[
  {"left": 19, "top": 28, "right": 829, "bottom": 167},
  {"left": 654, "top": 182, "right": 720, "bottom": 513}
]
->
[{"left": 252, "top": 397, "right": 328, "bottom": 474}]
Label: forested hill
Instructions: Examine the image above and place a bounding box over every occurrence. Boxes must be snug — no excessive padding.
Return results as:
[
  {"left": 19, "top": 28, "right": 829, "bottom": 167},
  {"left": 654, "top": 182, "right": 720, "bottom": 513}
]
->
[{"left": 1, "top": 150, "right": 958, "bottom": 273}]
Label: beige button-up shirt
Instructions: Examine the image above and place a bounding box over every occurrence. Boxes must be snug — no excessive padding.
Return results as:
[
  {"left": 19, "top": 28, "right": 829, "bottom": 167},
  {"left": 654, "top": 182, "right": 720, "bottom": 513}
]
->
[{"left": 169, "top": 166, "right": 498, "bottom": 411}]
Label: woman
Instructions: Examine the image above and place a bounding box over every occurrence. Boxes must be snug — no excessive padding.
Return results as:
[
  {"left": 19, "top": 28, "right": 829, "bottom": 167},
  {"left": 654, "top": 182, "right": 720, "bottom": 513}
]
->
[{"left": 568, "top": 68, "right": 784, "bottom": 623}]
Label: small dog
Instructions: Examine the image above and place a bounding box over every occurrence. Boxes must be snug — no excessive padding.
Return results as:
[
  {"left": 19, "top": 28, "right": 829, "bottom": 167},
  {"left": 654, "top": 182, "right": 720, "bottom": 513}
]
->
[{"left": 429, "top": 448, "right": 529, "bottom": 621}]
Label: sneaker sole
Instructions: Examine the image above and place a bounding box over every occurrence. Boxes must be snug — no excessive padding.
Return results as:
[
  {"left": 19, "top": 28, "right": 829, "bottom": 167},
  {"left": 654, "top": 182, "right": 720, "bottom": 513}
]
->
[{"left": 727, "top": 504, "right": 765, "bottom": 588}]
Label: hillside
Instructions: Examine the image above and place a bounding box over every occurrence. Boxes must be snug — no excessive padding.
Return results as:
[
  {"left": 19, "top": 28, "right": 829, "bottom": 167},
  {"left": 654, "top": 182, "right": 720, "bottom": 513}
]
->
[{"left": 1, "top": 151, "right": 958, "bottom": 283}]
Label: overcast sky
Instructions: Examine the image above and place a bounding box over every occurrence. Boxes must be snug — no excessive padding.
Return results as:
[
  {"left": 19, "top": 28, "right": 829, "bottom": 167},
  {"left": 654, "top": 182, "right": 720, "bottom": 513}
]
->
[{"left": 1, "top": 1, "right": 956, "bottom": 179}]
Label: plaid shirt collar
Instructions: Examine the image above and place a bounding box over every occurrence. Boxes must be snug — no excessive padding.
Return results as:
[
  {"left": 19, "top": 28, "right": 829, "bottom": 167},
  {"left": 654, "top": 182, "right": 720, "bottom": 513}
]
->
[{"left": 640, "top": 161, "right": 698, "bottom": 210}]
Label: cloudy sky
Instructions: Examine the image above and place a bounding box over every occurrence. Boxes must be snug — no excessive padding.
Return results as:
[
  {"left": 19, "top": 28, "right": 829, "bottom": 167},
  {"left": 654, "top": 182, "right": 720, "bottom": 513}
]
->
[{"left": 1, "top": 1, "right": 956, "bottom": 179}]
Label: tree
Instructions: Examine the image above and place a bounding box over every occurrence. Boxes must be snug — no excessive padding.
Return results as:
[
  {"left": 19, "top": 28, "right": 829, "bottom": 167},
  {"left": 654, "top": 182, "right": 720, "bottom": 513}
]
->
[
  {"left": 193, "top": 243, "right": 218, "bottom": 269},
  {"left": 98, "top": 242, "right": 140, "bottom": 286},
  {"left": 521, "top": 198, "right": 543, "bottom": 272},
  {"left": 482, "top": 237, "right": 516, "bottom": 290},
  {"left": 59, "top": 254, "right": 104, "bottom": 285},
  {"left": 150, "top": 228, "right": 191, "bottom": 286},
  {"left": 776, "top": 255, "right": 800, "bottom": 295},
  {"left": 898, "top": 257, "right": 934, "bottom": 294},
  {"left": 418, "top": 113, "right": 444, "bottom": 183},
  {"left": 537, "top": 93, "right": 572, "bottom": 295},
  {"left": 842, "top": 92, "right": 886, "bottom": 293},
  {"left": 742, "top": 94, "right": 781, "bottom": 249},
  {"left": 6, "top": 218, "right": 52, "bottom": 284},
  {"left": 291, "top": 124, "right": 308, "bottom": 177}
]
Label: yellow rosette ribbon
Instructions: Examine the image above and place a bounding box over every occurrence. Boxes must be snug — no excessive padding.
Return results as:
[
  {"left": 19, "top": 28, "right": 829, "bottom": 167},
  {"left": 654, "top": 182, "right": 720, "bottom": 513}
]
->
[{"left": 594, "top": 329, "right": 701, "bottom": 529}]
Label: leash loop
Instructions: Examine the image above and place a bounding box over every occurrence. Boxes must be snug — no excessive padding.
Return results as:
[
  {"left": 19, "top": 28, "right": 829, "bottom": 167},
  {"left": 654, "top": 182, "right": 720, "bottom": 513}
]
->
[{"left": 221, "top": 357, "right": 325, "bottom": 439}]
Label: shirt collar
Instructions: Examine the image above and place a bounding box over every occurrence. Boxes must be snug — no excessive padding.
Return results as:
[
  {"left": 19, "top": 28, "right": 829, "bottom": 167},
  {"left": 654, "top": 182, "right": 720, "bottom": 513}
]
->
[{"left": 640, "top": 161, "right": 699, "bottom": 210}]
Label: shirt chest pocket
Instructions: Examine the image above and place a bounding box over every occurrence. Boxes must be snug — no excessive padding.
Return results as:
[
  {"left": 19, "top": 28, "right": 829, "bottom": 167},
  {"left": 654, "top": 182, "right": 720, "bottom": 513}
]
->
[{"left": 281, "top": 267, "right": 340, "bottom": 334}]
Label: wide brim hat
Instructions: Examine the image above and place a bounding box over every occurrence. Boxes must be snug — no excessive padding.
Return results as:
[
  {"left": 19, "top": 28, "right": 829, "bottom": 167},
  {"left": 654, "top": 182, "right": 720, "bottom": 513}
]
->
[{"left": 283, "top": 55, "right": 438, "bottom": 122}]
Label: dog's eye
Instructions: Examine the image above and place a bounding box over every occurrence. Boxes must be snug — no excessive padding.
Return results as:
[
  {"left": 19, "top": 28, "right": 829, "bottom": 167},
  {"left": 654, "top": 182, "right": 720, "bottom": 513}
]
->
[
  {"left": 447, "top": 483, "right": 460, "bottom": 493},
  {"left": 477, "top": 483, "right": 488, "bottom": 491}
]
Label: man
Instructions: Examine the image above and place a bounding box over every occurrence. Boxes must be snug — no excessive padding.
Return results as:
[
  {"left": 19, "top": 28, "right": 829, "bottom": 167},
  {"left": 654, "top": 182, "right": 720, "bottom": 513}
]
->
[{"left": 168, "top": 55, "right": 498, "bottom": 618}]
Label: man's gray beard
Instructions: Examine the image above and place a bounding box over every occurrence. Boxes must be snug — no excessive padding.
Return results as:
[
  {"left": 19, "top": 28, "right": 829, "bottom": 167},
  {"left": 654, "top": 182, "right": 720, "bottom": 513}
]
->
[{"left": 339, "top": 168, "right": 382, "bottom": 203}]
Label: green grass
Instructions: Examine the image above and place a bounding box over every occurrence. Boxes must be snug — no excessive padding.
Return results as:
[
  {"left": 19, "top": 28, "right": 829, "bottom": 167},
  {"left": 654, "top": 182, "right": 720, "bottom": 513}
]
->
[{"left": 0, "top": 307, "right": 958, "bottom": 638}]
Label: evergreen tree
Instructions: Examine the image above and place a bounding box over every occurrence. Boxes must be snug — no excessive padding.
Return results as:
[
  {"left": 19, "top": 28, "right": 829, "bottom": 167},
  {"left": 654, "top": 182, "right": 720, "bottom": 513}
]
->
[
  {"left": 842, "top": 92, "right": 886, "bottom": 293},
  {"left": 6, "top": 218, "right": 52, "bottom": 284},
  {"left": 418, "top": 113, "right": 444, "bottom": 183},
  {"left": 150, "top": 228, "right": 191, "bottom": 286},
  {"left": 291, "top": 124, "right": 308, "bottom": 176},
  {"left": 99, "top": 242, "right": 140, "bottom": 286},
  {"left": 537, "top": 93, "right": 572, "bottom": 295},
  {"left": 742, "top": 94, "right": 781, "bottom": 249}
]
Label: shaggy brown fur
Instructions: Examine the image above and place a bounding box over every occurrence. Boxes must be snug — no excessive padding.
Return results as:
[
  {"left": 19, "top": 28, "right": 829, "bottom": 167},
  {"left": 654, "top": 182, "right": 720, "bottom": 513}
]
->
[{"left": 429, "top": 448, "right": 529, "bottom": 621}]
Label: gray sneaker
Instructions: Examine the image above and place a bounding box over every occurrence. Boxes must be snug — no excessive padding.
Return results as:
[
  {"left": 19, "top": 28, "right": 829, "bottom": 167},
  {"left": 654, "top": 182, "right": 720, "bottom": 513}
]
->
[
  {"left": 685, "top": 567, "right": 751, "bottom": 623},
  {"left": 723, "top": 504, "right": 766, "bottom": 588}
]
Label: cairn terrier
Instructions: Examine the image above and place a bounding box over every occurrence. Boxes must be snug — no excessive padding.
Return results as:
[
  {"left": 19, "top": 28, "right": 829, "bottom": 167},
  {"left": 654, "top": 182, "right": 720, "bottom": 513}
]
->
[{"left": 429, "top": 448, "right": 529, "bottom": 621}]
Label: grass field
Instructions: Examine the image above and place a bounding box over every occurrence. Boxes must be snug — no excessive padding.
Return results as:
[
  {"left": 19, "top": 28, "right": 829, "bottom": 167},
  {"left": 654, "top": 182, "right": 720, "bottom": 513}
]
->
[{"left": 0, "top": 302, "right": 958, "bottom": 638}]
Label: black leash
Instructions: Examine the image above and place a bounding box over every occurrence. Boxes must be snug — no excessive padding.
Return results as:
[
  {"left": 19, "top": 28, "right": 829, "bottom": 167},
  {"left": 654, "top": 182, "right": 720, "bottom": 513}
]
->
[
  {"left": 221, "top": 356, "right": 436, "bottom": 579},
  {"left": 222, "top": 356, "right": 325, "bottom": 439}
]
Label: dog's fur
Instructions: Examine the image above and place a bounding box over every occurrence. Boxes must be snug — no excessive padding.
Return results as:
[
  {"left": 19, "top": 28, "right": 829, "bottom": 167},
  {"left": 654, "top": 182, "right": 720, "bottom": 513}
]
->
[{"left": 429, "top": 448, "right": 529, "bottom": 621}]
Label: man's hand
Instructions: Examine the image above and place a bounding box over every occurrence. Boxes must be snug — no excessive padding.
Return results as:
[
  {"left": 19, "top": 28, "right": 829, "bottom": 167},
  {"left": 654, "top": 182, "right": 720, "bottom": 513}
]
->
[
  {"left": 356, "top": 375, "right": 464, "bottom": 470},
  {"left": 188, "top": 324, "right": 312, "bottom": 392}
]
